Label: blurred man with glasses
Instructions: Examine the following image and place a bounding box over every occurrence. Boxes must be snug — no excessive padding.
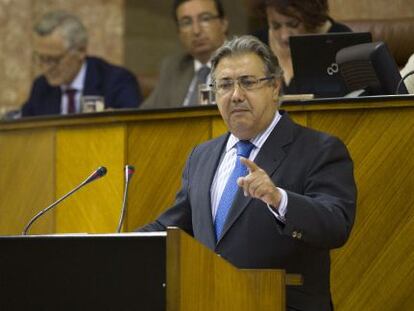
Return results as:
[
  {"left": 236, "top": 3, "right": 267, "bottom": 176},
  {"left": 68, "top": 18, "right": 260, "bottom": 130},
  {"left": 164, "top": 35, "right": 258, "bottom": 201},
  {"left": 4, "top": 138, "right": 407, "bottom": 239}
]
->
[
  {"left": 139, "top": 35, "right": 357, "bottom": 311},
  {"left": 141, "top": 0, "right": 228, "bottom": 109},
  {"left": 21, "top": 11, "right": 143, "bottom": 117}
]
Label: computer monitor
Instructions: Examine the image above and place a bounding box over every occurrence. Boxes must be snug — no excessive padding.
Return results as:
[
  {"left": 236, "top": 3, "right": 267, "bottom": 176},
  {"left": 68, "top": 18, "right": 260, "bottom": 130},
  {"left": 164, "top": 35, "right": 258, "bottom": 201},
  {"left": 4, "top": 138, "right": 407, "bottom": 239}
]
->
[
  {"left": 336, "top": 41, "right": 408, "bottom": 96},
  {"left": 289, "top": 32, "right": 372, "bottom": 98}
]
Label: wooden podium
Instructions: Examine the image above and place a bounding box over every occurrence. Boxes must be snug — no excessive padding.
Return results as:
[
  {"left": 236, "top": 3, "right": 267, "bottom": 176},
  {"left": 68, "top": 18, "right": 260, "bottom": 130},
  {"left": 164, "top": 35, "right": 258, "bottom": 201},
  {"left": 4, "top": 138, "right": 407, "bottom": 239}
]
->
[
  {"left": 166, "top": 228, "right": 302, "bottom": 311},
  {"left": 0, "top": 228, "right": 300, "bottom": 310}
]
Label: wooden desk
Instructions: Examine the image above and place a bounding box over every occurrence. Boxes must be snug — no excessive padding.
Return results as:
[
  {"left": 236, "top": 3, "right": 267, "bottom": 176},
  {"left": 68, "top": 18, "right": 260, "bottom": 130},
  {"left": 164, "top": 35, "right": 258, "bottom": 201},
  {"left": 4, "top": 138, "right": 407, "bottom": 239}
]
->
[{"left": 1, "top": 96, "right": 414, "bottom": 310}]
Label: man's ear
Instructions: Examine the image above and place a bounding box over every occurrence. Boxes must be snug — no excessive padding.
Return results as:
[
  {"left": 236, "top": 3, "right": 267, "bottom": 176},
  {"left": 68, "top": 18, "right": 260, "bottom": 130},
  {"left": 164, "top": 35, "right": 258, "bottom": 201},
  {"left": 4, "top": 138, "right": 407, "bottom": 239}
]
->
[
  {"left": 272, "top": 78, "right": 281, "bottom": 101},
  {"left": 220, "top": 17, "right": 229, "bottom": 35},
  {"left": 74, "top": 46, "right": 87, "bottom": 60}
]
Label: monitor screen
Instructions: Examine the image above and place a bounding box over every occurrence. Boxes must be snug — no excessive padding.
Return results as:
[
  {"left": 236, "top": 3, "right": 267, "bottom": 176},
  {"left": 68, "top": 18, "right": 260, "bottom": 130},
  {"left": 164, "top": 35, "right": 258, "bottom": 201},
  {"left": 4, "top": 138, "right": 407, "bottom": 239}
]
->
[
  {"left": 336, "top": 41, "right": 408, "bottom": 96},
  {"left": 289, "top": 32, "right": 372, "bottom": 98}
]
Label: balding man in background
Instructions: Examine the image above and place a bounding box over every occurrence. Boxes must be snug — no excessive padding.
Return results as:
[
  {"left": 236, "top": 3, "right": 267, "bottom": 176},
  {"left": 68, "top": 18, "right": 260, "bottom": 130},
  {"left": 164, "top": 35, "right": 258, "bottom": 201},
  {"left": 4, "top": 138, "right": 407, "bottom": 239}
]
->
[{"left": 22, "top": 10, "right": 142, "bottom": 117}]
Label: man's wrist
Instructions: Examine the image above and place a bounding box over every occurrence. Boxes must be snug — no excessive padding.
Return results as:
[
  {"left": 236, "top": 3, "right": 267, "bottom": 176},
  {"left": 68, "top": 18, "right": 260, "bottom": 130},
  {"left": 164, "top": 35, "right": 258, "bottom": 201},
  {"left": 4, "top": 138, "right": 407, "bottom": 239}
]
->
[
  {"left": 270, "top": 187, "right": 281, "bottom": 208},
  {"left": 266, "top": 187, "right": 288, "bottom": 222}
]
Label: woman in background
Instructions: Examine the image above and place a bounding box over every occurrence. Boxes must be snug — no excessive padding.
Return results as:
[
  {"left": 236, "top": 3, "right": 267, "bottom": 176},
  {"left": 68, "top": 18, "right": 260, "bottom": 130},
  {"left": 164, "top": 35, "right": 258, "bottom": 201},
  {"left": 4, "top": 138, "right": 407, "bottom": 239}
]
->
[{"left": 256, "top": 0, "right": 351, "bottom": 94}]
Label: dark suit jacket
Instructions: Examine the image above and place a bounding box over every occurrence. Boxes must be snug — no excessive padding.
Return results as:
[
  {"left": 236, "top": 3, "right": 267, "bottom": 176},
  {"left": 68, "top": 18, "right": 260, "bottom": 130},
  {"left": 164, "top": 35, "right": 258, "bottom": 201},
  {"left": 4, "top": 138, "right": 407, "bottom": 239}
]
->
[
  {"left": 140, "top": 111, "right": 357, "bottom": 311},
  {"left": 140, "top": 53, "right": 194, "bottom": 109},
  {"left": 21, "top": 56, "right": 142, "bottom": 116}
]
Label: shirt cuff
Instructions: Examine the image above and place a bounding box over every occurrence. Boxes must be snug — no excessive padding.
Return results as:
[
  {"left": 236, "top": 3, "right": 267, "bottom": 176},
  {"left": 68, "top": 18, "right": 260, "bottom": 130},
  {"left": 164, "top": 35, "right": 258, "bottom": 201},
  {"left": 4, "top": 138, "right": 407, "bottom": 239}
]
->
[{"left": 266, "top": 187, "right": 288, "bottom": 223}]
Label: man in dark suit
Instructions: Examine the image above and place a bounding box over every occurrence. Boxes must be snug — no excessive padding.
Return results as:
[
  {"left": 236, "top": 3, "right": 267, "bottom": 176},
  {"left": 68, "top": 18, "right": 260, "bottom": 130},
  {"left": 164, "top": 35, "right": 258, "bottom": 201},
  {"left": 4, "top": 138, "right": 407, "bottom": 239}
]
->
[
  {"left": 21, "top": 11, "right": 142, "bottom": 117},
  {"left": 140, "top": 0, "right": 228, "bottom": 109},
  {"left": 139, "top": 35, "right": 357, "bottom": 311}
]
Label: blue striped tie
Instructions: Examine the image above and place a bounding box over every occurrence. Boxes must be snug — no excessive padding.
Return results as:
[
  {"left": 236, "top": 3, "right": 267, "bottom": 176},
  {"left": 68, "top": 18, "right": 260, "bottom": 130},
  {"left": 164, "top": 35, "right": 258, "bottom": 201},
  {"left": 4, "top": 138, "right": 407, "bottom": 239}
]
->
[{"left": 214, "top": 140, "right": 255, "bottom": 241}]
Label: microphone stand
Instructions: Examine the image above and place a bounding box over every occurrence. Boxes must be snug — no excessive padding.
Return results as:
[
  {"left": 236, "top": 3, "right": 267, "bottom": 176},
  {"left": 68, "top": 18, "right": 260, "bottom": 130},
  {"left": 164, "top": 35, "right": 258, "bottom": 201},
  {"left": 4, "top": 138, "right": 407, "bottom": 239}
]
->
[
  {"left": 116, "top": 165, "right": 135, "bottom": 233},
  {"left": 22, "top": 166, "right": 107, "bottom": 235}
]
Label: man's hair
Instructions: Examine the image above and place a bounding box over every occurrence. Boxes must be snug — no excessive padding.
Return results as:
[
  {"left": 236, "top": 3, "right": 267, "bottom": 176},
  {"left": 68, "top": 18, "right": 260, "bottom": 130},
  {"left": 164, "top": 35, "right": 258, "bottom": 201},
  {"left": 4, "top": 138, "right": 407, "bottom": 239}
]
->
[
  {"left": 263, "top": 0, "right": 329, "bottom": 31},
  {"left": 210, "top": 35, "right": 283, "bottom": 81},
  {"left": 172, "top": 0, "right": 225, "bottom": 23},
  {"left": 34, "top": 11, "right": 88, "bottom": 50}
]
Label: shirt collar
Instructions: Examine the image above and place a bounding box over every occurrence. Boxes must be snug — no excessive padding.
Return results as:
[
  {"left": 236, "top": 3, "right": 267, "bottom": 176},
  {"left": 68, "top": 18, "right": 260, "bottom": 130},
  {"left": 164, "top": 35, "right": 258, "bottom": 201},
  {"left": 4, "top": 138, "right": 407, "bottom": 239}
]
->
[
  {"left": 61, "top": 61, "right": 87, "bottom": 92},
  {"left": 194, "top": 59, "right": 212, "bottom": 72},
  {"left": 225, "top": 111, "right": 282, "bottom": 152}
]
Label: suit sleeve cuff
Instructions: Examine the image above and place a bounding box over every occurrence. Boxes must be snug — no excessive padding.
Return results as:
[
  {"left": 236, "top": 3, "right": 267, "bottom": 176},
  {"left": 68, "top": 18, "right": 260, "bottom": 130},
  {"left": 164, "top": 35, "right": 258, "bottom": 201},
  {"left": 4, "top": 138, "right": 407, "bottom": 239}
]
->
[{"left": 266, "top": 187, "right": 288, "bottom": 223}]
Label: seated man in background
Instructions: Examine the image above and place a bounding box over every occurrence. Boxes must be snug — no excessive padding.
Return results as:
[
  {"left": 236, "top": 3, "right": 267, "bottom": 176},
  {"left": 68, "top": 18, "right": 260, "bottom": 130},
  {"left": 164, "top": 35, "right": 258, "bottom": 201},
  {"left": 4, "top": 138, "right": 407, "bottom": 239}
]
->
[
  {"left": 138, "top": 35, "right": 357, "bottom": 311},
  {"left": 140, "top": 0, "right": 228, "bottom": 109},
  {"left": 401, "top": 52, "right": 414, "bottom": 93},
  {"left": 256, "top": 0, "right": 351, "bottom": 95},
  {"left": 22, "top": 11, "right": 142, "bottom": 117}
]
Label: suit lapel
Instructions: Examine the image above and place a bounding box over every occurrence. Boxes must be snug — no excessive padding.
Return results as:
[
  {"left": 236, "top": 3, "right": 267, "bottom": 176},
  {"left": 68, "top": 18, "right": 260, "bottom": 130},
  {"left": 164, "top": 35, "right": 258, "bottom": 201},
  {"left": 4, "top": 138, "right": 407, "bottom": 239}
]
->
[
  {"left": 47, "top": 87, "right": 62, "bottom": 114},
  {"left": 83, "top": 58, "right": 102, "bottom": 97},
  {"left": 217, "top": 113, "right": 295, "bottom": 244},
  {"left": 171, "top": 56, "right": 194, "bottom": 107},
  {"left": 254, "top": 113, "right": 295, "bottom": 177},
  {"left": 197, "top": 134, "right": 229, "bottom": 249}
]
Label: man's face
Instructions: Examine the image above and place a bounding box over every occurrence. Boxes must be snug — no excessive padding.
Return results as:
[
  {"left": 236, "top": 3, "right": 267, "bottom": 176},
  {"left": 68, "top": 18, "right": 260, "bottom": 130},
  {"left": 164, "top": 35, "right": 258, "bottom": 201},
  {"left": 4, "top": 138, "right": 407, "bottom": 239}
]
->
[
  {"left": 176, "top": 0, "right": 228, "bottom": 64},
  {"left": 266, "top": 7, "right": 306, "bottom": 58},
  {"left": 214, "top": 53, "right": 280, "bottom": 140},
  {"left": 33, "top": 30, "right": 86, "bottom": 86}
]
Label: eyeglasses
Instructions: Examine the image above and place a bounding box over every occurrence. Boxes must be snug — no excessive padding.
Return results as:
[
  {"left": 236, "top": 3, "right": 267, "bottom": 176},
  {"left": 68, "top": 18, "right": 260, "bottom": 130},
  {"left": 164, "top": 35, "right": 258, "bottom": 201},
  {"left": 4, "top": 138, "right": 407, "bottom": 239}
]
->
[
  {"left": 210, "top": 76, "right": 275, "bottom": 95},
  {"left": 34, "top": 49, "right": 71, "bottom": 67},
  {"left": 178, "top": 13, "right": 220, "bottom": 31}
]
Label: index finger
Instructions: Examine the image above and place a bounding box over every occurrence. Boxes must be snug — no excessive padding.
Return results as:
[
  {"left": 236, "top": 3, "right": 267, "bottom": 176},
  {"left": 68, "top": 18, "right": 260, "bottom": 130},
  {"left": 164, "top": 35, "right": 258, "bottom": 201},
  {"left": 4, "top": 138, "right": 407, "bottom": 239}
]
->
[{"left": 240, "top": 157, "right": 260, "bottom": 173}]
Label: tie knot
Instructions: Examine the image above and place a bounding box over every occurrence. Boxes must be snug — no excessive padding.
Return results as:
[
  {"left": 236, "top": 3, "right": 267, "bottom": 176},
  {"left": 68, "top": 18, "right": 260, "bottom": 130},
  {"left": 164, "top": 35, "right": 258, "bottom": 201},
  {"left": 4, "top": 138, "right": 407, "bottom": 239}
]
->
[
  {"left": 236, "top": 140, "right": 254, "bottom": 158},
  {"left": 197, "top": 66, "right": 211, "bottom": 83}
]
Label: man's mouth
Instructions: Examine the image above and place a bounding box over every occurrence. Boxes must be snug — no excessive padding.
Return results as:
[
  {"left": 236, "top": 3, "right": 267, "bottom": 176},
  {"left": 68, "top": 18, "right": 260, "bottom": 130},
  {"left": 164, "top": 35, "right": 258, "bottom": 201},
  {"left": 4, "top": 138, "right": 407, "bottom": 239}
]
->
[
  {"left": 192, "top": 38, "right": 208, "bottom": 47},
  {"left": 231, "top": 108, "right": 250, "bottom": 115}
]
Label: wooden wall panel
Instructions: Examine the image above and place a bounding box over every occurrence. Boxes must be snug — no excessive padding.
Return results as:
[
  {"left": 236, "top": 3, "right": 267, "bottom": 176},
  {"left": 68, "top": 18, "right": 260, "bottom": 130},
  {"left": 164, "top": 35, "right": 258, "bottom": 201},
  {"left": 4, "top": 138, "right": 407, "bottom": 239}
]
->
[
  {"left": 0, "top": 129, "right": 54, "bottom": 235},
  {"left": 212, "top": 116, "right": 227, "bottom": 138},
  {"left": 55, "top": 125, "right": 126, "bottom": 233},
  {"left": 0, "top": 0, "right": 32, "bottom": 111},
  {"left": 126, "top": 118, "right": 210, "bottom": 231},
  {"left": 306, "top": 107, "right": 414, "bottom": 310},
  {"left": 329, "top": 0, "right": 414, "bottom": 20},
  {"left": 287, "top": 110, "right": 308, "bottom": 127}
]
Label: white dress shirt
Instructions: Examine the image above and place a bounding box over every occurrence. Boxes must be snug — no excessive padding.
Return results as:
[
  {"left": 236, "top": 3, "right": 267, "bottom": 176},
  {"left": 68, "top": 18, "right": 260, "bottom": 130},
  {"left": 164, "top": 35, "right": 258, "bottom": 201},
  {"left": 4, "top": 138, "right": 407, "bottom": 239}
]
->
[
  {"left": 60, "top": 61, "right": 87, "bottom": 114},
  {"left": 210, "top": 111, "right": 288, "bottom": 223}
]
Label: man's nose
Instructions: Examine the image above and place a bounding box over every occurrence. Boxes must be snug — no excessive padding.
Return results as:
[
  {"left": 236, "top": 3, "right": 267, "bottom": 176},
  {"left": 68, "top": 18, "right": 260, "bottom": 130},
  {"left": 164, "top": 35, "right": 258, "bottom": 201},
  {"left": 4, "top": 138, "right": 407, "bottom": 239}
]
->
[
  {"left": 191, "top": 20, "right": 202, "bottom": 35},
  {"left": 231, "top": 82, "right": 245, "bottom": 102}
]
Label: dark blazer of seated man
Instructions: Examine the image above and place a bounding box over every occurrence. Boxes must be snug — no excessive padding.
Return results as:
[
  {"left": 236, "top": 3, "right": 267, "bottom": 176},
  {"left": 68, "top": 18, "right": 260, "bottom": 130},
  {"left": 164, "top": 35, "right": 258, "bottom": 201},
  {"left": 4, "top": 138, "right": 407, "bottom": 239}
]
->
[
  {"left": 138, "top": 35, "right": 357, "bottom": 311},
  {"left": 21, "top": 11, "right": 142, "bottom": 117}
]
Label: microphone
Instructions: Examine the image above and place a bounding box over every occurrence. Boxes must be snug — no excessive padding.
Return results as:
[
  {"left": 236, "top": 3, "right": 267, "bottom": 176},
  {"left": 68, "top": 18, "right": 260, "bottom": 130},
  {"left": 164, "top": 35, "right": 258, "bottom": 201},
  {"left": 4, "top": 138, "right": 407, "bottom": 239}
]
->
[
  {"left": 395, "top": 70, "right": 414, "bottom": 94},
  {"left": 116, "top": 165, "right": 135, "bottom": 233},
  {"left": 22, "top": 166, "right": 107, "bottom": 235}
]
